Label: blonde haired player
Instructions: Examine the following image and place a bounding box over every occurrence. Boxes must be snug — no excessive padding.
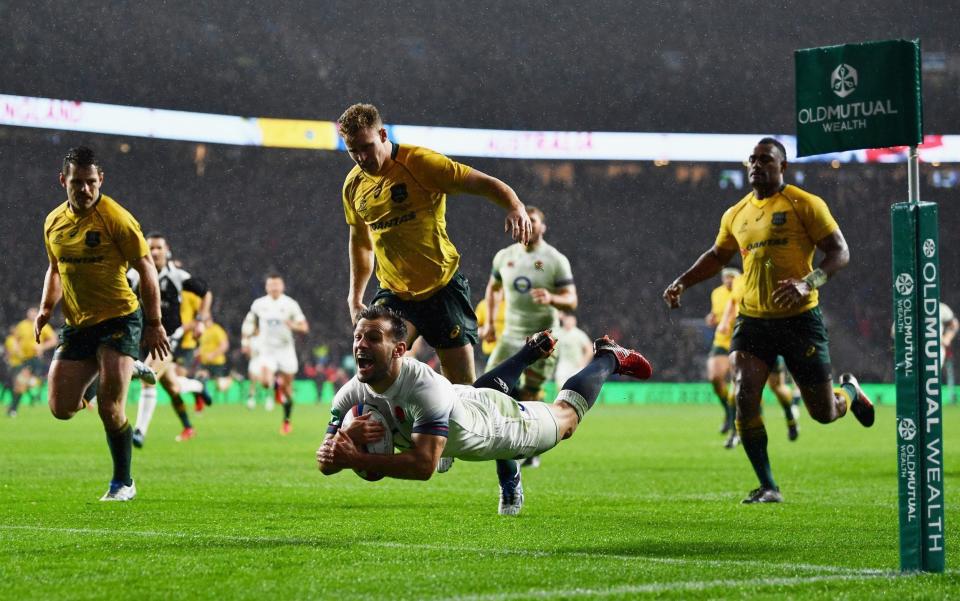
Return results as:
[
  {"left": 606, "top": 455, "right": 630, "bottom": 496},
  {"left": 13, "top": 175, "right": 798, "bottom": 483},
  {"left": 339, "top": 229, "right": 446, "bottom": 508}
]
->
[{"left": 338, "top": 102, "right": 533, "bottom": 511}]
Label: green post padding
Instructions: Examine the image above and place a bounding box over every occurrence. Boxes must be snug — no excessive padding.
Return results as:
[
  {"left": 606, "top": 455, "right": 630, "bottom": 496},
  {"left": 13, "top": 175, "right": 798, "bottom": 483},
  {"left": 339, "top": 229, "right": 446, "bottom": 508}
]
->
[{"left": 916, "top": 202, "right": 945, "bottom": 572}]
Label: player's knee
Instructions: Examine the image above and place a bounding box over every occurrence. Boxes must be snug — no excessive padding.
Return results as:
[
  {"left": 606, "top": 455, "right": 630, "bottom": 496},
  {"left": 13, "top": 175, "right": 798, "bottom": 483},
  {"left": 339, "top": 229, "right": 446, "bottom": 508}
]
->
[
  {"left": 806, "top": 403, "right": 834, "bottom": 424},
  {"left": 49, "top": 403, "right": 77, "bottom": 420}
]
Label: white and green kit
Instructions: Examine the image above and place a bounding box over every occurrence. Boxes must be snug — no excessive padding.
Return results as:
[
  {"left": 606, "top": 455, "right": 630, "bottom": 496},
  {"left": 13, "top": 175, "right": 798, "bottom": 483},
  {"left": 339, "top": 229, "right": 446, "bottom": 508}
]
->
[{"left": 486, "top": 241, "right": 574, "bottom": 393}]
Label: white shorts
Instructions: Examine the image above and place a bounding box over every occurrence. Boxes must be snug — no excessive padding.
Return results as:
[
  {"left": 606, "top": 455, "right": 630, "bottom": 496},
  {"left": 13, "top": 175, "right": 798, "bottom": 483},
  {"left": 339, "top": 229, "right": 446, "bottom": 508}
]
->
[
  {"left": 447, "top": 386, "right": 561, "bottom": 461},
  {"left": 250, "top": 346, "right": 298, "bottom": 376},
  {"left": 487, "top": 334, "right": 557, "bottom": 393},
  {"left": 554, "top": 362, "right": 580, "bottom": 388}
]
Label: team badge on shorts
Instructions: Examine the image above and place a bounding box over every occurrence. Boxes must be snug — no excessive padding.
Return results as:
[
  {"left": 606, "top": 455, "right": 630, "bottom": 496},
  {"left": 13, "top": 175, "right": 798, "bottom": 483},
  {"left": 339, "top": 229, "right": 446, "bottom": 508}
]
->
[
  {"left": 772, "top": 212, "right": 787, "bottom": 226},
  {"left": 449, "top": 325, "right": 461, "bottom": 339},
  {"left": 805, "top": 345, "right": 816, "bottom": 357},
  {"left": 85, "top": 231, "right": 101, "bottom": 247}
]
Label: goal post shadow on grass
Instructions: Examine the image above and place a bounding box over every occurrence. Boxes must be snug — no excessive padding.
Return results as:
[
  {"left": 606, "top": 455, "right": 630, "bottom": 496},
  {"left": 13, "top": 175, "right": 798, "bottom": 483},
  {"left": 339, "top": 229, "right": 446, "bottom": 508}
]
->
[{"left": 794, "top": 39, "right": 942, "bottom": 573}]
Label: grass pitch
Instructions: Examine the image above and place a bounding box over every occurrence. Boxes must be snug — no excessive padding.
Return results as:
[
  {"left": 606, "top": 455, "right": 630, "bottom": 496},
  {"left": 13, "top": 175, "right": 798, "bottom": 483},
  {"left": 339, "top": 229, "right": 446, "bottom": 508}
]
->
[{"left": 1, "top": 399, "right": 958, "bottom": 600}]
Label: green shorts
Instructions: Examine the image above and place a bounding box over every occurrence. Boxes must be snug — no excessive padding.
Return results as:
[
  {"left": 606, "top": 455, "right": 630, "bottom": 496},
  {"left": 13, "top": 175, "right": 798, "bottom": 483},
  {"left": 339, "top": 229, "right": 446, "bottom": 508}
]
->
[
  {"left": 13, "top": 357, "right": 45, "bottom": 376},
  {"left": 174, "top": 346, "right": 196, "bottom": 367},
  {"left": 371, "top": 271, "right": 479, "bottom": 350},
  {"left": 730, "top": 307, "right": 831, "bottom": 386},
  {"left": 54, "top": 309, "right": 143, "bottom": 362},
  {"left": 202, "top": 363, "right": 230, "bottom": 378},
  {"left": 709, "top": 345, "right": 730, "bottom": 357}
]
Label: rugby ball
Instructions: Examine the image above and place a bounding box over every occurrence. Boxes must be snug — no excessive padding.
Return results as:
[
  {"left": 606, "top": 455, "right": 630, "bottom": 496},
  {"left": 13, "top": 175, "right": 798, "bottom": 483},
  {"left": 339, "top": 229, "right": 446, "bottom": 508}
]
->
[{"left": 341, "top": 405, "right": 393, "bottom": 481}]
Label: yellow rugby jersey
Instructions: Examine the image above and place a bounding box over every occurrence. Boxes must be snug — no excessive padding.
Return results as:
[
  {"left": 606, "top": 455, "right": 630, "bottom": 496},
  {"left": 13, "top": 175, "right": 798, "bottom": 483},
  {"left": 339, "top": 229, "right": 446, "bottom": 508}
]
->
[
  {"left": 342, "top": 144, "right": 473, "bottom": 300},
  {"left": 4, "top": 334, "right": 22, "bottom": 367},
  {"left": 198, "top": 322, "right": 228, "bottom": 366},
  {"left": 715, "top": 185, "right": 838, "bottom": 319},
  {"left": 13, "top": 319, "right": 56, "bottom": 361},
  {"left": 179, "top": 290, "right": 203, "bottom": 349},
  {"left": 475, "top": 298, "right": 506, "bottom": 356},
  {"left": 43, "top": 194, "right": 148, "bottom": 328},
  {"left": 709, "top": 279, "right": 741, "bottom": 348}
]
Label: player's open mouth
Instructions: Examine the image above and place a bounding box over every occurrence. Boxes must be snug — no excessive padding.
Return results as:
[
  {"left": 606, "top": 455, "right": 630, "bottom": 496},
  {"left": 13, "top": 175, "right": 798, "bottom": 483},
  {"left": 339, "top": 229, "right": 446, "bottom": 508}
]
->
[{"left": 356, "top": 357, "right": 374, "bottom": 370}]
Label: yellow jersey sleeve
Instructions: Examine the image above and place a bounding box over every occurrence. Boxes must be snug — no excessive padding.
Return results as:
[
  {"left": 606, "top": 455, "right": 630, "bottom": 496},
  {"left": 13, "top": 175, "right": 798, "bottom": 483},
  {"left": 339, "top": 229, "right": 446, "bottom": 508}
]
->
[
  {"left": 104, "top": 202, "right": 150, "bottom": 262},
  {"left": 404, "top": 147, "right": 472, "bottom": 194},
  {"left": 789, "top": 187, "right": 839, "bottom": 243},
  {"left": 715, "top": 201, "right": 746, "bottom": 250},
  {"left": 342, "top": 168, "right": 363, "bottom": 227}
]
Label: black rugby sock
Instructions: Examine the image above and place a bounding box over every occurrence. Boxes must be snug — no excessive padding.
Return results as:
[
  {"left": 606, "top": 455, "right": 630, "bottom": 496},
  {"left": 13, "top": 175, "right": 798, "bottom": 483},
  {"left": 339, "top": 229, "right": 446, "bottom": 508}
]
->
[
  {"left": 171, "top": 395, "right": 192, "bottom": 428},
  {"left": 105, "top": 421, "right": 133, "bottom": 486},
  {"left": 561, "top": 354, "right": 617, "bottom": 409},
  {"left": 738, "top": 416, "right": 777, "bottom": 490}
]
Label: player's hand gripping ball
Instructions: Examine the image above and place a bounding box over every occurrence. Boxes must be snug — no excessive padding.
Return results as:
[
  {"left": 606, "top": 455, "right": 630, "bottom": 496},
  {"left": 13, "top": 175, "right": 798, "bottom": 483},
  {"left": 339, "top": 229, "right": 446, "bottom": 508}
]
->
[{"left": 340, "top": 405, "right": 394, "bottom": 481}]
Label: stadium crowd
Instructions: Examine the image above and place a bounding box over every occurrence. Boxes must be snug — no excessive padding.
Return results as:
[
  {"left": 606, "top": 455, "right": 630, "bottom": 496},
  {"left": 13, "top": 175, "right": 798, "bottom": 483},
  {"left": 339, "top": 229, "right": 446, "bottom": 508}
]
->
[
  {"left": 2, "top": 127, "right": 957, "bottom": 387},
  {"left": 3, "top": 2, "right": 958, "bottom": 134}
]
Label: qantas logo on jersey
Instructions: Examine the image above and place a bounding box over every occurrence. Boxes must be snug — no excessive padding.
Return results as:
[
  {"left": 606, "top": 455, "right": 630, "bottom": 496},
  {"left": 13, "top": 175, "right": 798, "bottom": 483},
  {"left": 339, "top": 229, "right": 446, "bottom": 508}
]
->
[
  {"left": 370, "top": 211, "right": 416, "bottom": 231},
  {"left": 59, "top": 255, "right": 105, "bottom": 264},
  {"left": 744, "top": 238, "right": 788, "bottom": 251}
]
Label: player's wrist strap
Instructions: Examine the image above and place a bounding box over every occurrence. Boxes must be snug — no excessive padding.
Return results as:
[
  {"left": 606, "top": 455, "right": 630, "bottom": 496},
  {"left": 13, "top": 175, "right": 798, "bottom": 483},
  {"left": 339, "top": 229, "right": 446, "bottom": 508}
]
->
[{"left": 802, "top": 268, "right": 828, "bottom": 289}]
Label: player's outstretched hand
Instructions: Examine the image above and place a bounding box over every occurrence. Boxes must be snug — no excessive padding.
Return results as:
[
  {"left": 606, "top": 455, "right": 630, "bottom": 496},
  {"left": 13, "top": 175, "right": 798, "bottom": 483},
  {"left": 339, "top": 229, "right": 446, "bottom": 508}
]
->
[
  {"left": 34, "top": 310, "right": 51, "bottom": 343},
  {"left": 142, "top": 324, "right": 171, "bottom": 360},
  {"left": 505, "top": 207, "right": 532, "bottom": 245},
  {"left": 663, "top": 281, "right": 685, "bottom": 309},
  {"left": 342, "top": 413, "right": 386, "bottom": 446},
  {"left": 772, "top": 278, "right": 812, "bottom": 308}
]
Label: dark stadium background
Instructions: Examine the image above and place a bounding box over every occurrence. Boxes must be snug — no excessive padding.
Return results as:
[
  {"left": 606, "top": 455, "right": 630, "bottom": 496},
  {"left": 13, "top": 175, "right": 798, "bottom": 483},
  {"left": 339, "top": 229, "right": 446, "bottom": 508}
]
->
[{"left": 1, "top": 0, "right": 956, "bottom": 384}]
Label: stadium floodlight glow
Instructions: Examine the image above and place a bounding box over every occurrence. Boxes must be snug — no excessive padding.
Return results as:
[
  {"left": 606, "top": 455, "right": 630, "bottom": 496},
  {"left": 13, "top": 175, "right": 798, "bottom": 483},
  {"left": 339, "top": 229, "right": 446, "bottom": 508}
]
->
[{"left": 1, "top": 92, "right": 959, "bottom": 163}]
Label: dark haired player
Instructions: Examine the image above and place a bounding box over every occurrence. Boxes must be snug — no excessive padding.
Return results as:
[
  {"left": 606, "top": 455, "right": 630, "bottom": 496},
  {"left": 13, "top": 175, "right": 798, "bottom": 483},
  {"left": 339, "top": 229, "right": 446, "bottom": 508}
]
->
[
  {"left": 663, "top": 137, "right": 874, "bottom": 504},
  {"left": 37, "top": 146, "right": 169, "bottom": 501}
]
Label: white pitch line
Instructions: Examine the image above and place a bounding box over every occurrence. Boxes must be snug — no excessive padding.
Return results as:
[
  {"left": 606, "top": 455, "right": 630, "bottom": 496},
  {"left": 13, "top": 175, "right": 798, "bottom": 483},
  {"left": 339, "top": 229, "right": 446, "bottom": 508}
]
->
[
  {"left": 0, "top": 524, "right": 887, "bottom": 577},
  {"left": 440, "top": 572, "right": 916, "bottom": 601}
]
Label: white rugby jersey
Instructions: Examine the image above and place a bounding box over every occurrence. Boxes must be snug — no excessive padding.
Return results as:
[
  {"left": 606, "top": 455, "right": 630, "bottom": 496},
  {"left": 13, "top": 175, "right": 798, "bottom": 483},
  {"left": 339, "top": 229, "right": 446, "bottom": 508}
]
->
[
  {"left": 328, "top": 357, "right": 549, "bottom": 461},
  {"left": 244, "top": 294, "right": 305, "bottom": 350},
  {"left": 490, "top": 240, "right": 573, "bottom": 337},
  {"left": 329, "top": 358, "right": 457, "bottom": 451}
]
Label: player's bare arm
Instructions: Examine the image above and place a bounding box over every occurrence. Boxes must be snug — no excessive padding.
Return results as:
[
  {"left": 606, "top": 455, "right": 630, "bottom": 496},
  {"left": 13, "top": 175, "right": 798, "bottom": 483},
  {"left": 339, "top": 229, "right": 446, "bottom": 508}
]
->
[
  {"left": 480, "top": 278, "right": 503, "bottom": 342},
  {"left": 663, "top": 244, "right": 738, "bottom": 308},
  {"left": 772, "top": 229, "right": 850, "bottom": 308},
  {"left": 530, "top": 284, "right": 578, "bottom": 312},
  {"left": 716, "top": 298, "right": 737, "bottom": 336},
  {"left": 35, "top": 257, "right": 63, "bottom": 343},
  {"left": 285, "top": 318, "right": 309, "bottom": 334},
  {"left": 131, "top": 254, "right": 171, "bottom": 360},
  {"left": 347, "top": 222, "right": 375, "bottom": 323},
  {"left": 186, "top": 290, "right": 213, "bottom": 337},
  {"left": 317, "top": 431, "right": 445, "bottom": 481},
  {"left": 459, "top": 170, "right": 532, "bottom": 245}
]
